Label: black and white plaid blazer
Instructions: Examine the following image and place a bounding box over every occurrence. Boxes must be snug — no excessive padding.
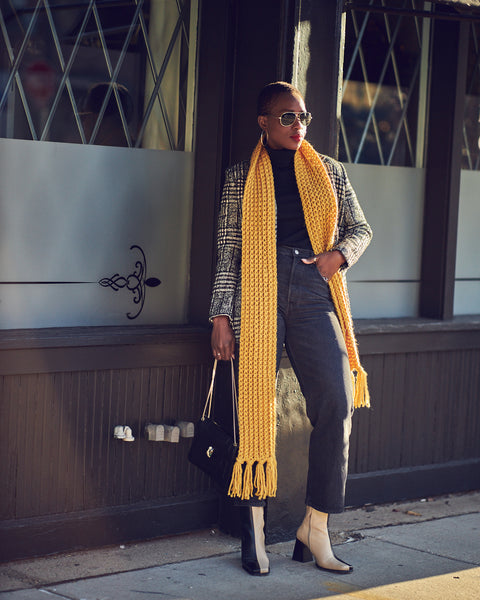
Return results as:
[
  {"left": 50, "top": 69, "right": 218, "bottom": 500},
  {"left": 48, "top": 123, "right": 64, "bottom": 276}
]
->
[{"left": 209, "top": 154, "right": 372, "bottom": 340}]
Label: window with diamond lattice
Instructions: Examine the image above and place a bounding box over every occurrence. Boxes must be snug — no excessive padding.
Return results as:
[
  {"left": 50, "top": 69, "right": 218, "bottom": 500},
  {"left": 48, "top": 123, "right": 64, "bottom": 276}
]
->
[
  {"left": 340, "top": 1, "right": 427, "bottom": 166},
  {"left": 462, "top": 22, "right": 480, "bottom": 170},
  {"left": 0, "top": 0, "right": 197, "bottom": 150}
]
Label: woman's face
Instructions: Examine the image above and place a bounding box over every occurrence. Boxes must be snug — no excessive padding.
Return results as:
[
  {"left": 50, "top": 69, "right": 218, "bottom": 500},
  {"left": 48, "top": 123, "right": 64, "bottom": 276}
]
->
[{"left": 257, "top": 92, "right": 308, "bottom": 151}]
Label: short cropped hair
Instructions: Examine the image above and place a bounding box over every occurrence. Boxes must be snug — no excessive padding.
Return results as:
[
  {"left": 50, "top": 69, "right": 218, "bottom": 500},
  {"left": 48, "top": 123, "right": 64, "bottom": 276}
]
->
[{"left": 257, "top": 81, "right": 304, "bottom": 116}]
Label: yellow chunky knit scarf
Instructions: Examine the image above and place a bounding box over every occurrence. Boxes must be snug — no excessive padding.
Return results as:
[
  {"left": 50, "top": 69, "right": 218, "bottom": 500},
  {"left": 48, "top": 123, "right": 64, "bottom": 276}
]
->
[{"left": 228, "top": 139, "right": 370, "bottom": 501}]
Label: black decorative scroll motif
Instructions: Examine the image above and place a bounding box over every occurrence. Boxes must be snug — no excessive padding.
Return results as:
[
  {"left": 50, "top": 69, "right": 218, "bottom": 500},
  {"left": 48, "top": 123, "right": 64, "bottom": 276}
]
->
[{"left": 99, "top": 245, "right": 161, "bottom": 319}]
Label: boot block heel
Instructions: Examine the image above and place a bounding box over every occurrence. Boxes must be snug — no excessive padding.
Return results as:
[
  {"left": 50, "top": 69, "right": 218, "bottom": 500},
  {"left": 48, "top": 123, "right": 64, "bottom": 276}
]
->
[{"left": 292, "top": 538, "right": 313, "bottom": 563}]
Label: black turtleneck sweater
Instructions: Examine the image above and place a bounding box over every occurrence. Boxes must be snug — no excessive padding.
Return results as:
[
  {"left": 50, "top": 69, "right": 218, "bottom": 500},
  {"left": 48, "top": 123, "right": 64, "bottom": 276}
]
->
[{"left": 267, "top": 148, "right": 312, "bottom": 250}]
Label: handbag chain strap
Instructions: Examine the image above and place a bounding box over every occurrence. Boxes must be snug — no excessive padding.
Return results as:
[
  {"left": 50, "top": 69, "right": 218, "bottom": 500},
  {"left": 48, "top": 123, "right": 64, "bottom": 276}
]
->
[{"left": 202, "top": 358, "right": 239, "bottom": 447}]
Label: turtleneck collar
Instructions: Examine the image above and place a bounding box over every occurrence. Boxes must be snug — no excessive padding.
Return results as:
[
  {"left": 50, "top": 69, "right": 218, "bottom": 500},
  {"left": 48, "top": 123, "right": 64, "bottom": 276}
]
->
[{"left": 266, "top": 147, "right": 296, "bottom": 168}]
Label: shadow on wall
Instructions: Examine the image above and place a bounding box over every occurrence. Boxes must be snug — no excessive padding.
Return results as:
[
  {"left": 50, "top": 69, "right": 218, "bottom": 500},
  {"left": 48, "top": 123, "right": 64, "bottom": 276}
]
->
[{"left": 269, "top": 366, "right": 312, "bottom": 543}]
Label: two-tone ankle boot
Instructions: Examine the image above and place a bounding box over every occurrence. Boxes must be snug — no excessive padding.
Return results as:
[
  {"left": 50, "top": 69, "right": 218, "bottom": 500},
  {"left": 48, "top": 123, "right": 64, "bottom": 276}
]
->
[
  {"left": 239, "top": 506, "right": 270, "bottom": 576},
  {"left": 292, "top": 506, "right": 352, "bottom": 574}
]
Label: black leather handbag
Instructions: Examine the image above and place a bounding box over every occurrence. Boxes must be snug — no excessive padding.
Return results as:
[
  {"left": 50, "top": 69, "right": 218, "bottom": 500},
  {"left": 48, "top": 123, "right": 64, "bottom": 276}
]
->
[{"left": 188, "top": 359, "right": 238, "bottom": 491}]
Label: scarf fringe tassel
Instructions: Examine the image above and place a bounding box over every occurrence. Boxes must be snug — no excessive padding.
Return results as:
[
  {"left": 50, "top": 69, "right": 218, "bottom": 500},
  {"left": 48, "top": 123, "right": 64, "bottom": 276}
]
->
[
  {"left": 228, "top": 457, "right": 278, "bottom": 500},
  {"left": 353, "top": 366, "right": 370, "bottom": 409}
]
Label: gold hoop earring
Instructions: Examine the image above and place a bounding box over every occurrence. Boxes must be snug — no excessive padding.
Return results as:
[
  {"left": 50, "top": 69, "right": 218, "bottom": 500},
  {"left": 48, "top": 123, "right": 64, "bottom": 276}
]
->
[{"left": 261, "top": 130, "right": 268, "bottom": 147}]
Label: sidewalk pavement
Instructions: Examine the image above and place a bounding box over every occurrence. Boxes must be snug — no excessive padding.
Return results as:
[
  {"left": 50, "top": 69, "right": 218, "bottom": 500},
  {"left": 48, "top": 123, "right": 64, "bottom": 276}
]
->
[{"left": 0, "top": 491, "right": 478, "bottom": 600}]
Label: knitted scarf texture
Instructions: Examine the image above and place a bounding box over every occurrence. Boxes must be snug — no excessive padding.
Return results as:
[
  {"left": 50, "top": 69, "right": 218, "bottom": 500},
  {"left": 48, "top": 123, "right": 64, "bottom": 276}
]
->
[{"left": 228, "top": 139, "right": 370, "bottom": 501}]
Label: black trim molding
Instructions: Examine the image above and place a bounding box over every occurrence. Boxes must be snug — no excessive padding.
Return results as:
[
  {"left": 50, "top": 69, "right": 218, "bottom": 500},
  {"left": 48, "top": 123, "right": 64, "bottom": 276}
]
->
[{"left": 0, "top": 494, "right": 219, "bottom": 563}]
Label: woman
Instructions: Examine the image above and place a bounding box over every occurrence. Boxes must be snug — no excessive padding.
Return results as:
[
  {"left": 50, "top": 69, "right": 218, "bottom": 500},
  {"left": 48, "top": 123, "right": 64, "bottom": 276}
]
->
[{"left": 209, "top": 82, "right": 372, "bottom": 576}]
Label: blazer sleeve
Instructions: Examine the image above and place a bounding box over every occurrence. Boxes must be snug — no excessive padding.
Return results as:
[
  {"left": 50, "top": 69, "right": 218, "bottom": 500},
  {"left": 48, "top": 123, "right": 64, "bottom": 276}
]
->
[
  {"left": 208, "top": 163, "right": 247, "bottom": 323},
  {"left": 323, "top": 156, "right": 372, "bottom": 269}
]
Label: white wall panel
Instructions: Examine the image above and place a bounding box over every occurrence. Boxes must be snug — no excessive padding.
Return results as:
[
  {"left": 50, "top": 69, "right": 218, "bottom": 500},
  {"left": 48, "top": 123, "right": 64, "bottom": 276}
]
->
[
  {"left": 454, "top": 170, "right": 480, "bottom": 316},
  {"left": 344, "top": 163, "right": 425, "bottom": 318},
  {"left": 0, "top": 139, "right": 194, "bottom": 328}
]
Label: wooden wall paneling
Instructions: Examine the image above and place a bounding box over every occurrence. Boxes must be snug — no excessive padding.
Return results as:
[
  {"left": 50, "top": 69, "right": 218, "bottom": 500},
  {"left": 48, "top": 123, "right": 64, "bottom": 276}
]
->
[
  {"left": 100, "top": 369, "right": 115, "bottom": 508},
  {"left": 454, "top": 349, "right": 480, "bottom": 460},
  {"left": 18, "top": 375, "right": 38, "bottom": 518},
  {"left": 441, "top": 350, "right": 461, "bottom": 463},
  {"left": 401, "top": 351, "right": 422, "bottom": 468},
  {"left": 169, "top": 366, "right": 184, "bottom": 496},
  {"left": 73, "top": 371, "right": 85, "bottom": 512},
  {"left": 14, "top": 374, "right": 29, "bottom": 518},
  {"left": 175, "top": 366, "right": 198, "bottom": 495},
  {"left": 383, "top": 353, "right": 407, "bottom": 471},
  {"left": 132, "top": 369, "right": 148, "bottom": 504},
  {"left": 459, "top": 350, "right": 472, "bottom": 458},
  {"left": 111, "top": 369, "right": 131, "bottom": 505},
  {"left": 62, "top": 371, "right": 77, "bottom": 512},
  {"left": 79, "top": 370, "right": 101, "bottom": 515},
  {"left": 174, "top": 365, "right": 195, "bottom": 496},
  {"left": 354, "top": 356, "right": 381, "bottom": 473},
  {"left": 0, "top": 375, "right": 17, "bottom": 519},
  {"left": 119, "top": 370, "right": 134, "bottom": 505},
  {"left": 158, "top": 365, "right": 175, "bottom": 497},
  {"left": 83, "top": 372, "right": 96, "bottom": 506},
  {"left": 457, "top": 349, "right": 474, "bottom": 458},
  {"left": 123, "top": 369, "right": 141, "bottom": 504},
  {"left": 146, "top": 367, "right": 166, "bottom": 501},
  {"left": 420, "top": 352, "right": 438, "bottom": 465},
  {"left": 365, "top": 353, "right": 387, "bottom": 473},
  {"left": 425, "top": 352, "right": 444, "bottom": 463},
  {"left": 162, "top": 366, "right": 177, "bottom": 498},
  {"left": 55, "top": 373, "right": 69, "bottom": 513},
  {"left": 64, "top": 371, "right": 79, "bottom": 513},
  {"left": 173, "top": 365, "right": 189, "bottom": 496},
  {"left": 349, "top": 354, "right": 383, "bottom": 475},
  {"left": 43, "top": 373, "right": 59, "bottom": 514},
  {"left": 35, "top": 373, "right": 56, "bottom": 516},
  {"left": 142, "top": 367, "right": 155, "bottom": 502},
  {"left": 374, "top": 353, "right": 392, "bottom": 471},
  {"left": 412, "top": 353, "right": 436, "bottom": 466},
  {"left": 113, "top": 370, "right": 131, "bottom": 506},
  {"left": 112, "top": 370, "right": 129, "bottom": 506},
  {"left": 104, "top": 370, "right": 118, "bottom": 506},
  {"left": 373, "top": 354, "right": 390, "bottom": 472},
  {"left": 465, "top": 350, "right": 480, "bottom": 457}
]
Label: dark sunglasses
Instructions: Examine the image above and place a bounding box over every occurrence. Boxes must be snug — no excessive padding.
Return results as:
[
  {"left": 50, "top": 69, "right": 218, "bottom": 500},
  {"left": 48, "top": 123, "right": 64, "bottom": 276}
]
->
[{"left": 268, "top": 111, "right": 312, "bottom": 127}]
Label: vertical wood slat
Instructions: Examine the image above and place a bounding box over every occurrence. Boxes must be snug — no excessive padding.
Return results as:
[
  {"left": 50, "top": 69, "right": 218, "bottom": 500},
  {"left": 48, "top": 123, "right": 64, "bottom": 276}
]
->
[{"left": 0, "top": 376, "right": 18, "bottom": 519}]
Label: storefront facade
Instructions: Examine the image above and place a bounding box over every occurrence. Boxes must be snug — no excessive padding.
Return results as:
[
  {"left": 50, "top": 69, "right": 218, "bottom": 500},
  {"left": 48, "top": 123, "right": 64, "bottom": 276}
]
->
[{"left": 1, "top": 0, "right": 479, "bottom": 560}]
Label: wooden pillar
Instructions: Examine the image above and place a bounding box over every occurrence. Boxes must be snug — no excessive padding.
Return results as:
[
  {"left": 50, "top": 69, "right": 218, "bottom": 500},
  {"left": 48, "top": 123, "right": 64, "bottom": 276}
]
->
[
  {"left": 420, "top": 11, "right": 469, "bottom": 319},
  {"left": 227, "top": 0, "right": 296, "bottom": 165},
  {"left": 188, "top": 1, "right": 231, "bottom": 326},
  {"left": 293, "top": 0, "right": 345, "bottom": 156}
]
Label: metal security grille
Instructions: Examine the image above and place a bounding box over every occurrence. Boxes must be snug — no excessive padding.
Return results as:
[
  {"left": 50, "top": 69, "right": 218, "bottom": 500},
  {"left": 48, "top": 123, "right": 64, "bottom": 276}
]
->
[
  {"left": 340, "top": 0, "right": 425, "bottom": 166},
  {"left": 0, "top": 0, "right": 197, "bottom": 150},
  {"left": 462, "top": 22, "right": 480, "bottom": 170}
]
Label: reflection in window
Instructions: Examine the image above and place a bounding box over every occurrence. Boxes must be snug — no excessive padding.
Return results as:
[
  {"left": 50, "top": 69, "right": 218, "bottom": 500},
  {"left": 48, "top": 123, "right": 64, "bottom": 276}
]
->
[
  {"left": 340, "top": 1, "right": 425, "bottom": 166},
  {"left": 0, "top": 0, "right": 198, "bottom": 150},
  {"left": 462, "top": 22, "right": 480, "bottom": 170}
]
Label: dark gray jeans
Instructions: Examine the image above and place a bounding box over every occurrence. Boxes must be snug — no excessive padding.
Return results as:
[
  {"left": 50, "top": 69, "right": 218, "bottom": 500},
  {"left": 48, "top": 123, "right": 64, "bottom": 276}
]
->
[
  {"left": 234, "top": 246, "right": 353, "bottom": 513},
  {"left": 275, "top": 245, "right": 353, "bottom": 514}
]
